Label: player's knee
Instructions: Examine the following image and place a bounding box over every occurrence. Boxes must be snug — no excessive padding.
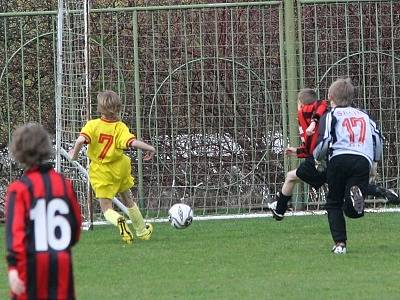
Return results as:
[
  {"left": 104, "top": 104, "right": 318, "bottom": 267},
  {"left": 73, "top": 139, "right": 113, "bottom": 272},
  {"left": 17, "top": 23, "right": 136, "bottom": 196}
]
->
[
  {"left": 120, "top": 190, "right": 135, "bottom": 207},
  {"left": 99, "top": 198, "right": 113, "bottom": 212},
  {"left": 286, "top": 170, "right": 299, "bottom": 182}
]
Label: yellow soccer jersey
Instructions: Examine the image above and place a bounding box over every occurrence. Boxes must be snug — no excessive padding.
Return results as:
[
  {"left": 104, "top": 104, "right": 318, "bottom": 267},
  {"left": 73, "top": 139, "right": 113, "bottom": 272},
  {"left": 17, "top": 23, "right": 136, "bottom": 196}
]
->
[{"left": 80, "top": 118, "right": 136, "bottom": 164}]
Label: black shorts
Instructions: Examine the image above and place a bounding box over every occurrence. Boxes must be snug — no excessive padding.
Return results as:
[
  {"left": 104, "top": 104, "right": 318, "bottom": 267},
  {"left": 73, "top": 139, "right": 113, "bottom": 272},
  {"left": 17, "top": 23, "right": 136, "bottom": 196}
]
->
[
  {"left": 296, "top": 156, "right": 326, "bottom": 189},
  {"left": 326, "top": 154, "right": 370, "bottom": 204}
]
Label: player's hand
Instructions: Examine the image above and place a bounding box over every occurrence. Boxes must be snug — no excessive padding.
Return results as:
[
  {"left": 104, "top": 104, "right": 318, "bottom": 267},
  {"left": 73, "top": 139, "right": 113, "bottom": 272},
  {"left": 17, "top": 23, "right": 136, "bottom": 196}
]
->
[
  {"left": 143, "top": 147, "right": 156, "bottom": 161},
  {"left": 8, "top": 270, "right": 25, "bottom": 295},
  {"left": 285, "top": 147, "right": 297, "bottom": 157},
  {"left": 306, "top": 121, "right": 316, "bottom": 136}
]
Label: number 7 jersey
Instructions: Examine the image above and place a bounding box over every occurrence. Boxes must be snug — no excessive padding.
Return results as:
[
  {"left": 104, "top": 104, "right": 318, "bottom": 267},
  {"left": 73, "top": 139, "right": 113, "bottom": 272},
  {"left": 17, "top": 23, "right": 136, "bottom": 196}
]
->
[
  {"left": 313, "top": 107, "right": 383, "bottom": 165},
  {"left": 80, "top": 118, "right": 136, "bottom": 164}
]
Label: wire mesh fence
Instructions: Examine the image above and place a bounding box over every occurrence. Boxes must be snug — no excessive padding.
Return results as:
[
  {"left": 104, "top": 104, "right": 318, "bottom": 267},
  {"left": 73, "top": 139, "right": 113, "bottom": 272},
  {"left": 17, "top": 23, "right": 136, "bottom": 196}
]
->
[
  {"left": 298, "top": 1, "right": 400, "bottom": 209},
  {"left": 89, "top": 3, "right": 284, "bottom": 218},
  {"left": 0, "top": 1, "right": 399, "bottom": 223}
]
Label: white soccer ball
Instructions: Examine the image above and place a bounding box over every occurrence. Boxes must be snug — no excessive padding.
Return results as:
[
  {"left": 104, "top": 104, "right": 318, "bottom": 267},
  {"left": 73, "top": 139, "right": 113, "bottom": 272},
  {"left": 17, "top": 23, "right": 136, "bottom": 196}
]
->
[{"left": 168, "top": 203, "right": 193, "bottom": 229}]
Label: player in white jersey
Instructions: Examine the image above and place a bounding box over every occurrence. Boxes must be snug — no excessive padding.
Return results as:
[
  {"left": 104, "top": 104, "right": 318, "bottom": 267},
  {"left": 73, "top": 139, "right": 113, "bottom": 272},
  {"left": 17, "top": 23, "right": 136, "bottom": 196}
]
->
[{"left": 313, "top": 78, "right": 383, "bottom": 254}]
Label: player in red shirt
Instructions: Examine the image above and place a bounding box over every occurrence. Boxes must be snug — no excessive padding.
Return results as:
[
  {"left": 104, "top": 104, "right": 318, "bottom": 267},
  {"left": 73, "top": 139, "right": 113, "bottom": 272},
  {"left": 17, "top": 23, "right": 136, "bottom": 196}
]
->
[
  {"left": 5, "top": 123, "right": 82, "bottom": 300},
  {"left": 268, "top": 88, "right": 328, "bottom": 220},
  {"left": 269, "top": 88, "right": 398, "bottom": 221}
]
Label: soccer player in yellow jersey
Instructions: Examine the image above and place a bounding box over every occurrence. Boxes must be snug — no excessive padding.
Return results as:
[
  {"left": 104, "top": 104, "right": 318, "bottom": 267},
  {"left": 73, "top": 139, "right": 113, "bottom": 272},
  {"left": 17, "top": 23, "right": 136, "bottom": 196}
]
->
[{"left": 69, "top": 90, "right": 156, "bottom": 244}]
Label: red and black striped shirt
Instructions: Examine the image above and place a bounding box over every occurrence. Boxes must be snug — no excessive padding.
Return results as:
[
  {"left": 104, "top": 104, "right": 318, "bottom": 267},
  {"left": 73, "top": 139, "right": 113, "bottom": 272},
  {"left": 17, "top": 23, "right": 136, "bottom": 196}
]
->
[
  {"left": 297, "top": 99, "right": 328, "bottom": 158},
  {"left": 5, "top": 164, "right": 82, "bottom": 300}
]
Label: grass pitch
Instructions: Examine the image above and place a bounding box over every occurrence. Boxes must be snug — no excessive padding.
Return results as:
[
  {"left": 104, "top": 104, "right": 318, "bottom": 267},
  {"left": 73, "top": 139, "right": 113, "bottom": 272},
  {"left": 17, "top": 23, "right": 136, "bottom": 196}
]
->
[{"left": 1, "top": 213, "right": 400, "bottom": 299}]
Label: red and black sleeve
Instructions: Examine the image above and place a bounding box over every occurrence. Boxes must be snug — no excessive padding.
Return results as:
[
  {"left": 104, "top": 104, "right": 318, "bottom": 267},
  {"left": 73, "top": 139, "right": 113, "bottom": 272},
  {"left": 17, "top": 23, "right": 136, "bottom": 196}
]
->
[
  {"left": 312, "top": 100, "right": 328, "bottom": 122},
  {"left": 5, "top": 183, "right": 28, "bottom": 272},
  {"left": 296, "top": 145, "right": 309, "bottom": 158}
]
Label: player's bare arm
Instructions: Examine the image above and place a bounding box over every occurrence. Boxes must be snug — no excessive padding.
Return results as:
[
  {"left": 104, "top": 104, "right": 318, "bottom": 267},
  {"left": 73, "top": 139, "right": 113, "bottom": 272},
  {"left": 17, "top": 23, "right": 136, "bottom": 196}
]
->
[
  {"left": 284, "top": 146, "right": 298, "bottom": 157},
  {"left": 130, "top": 139, "right": 156, "bottom": 161},
  {"left": 69, "top": 135, "right": 87, "bottom": 160},
  {"left": 306, "top": 120, "right": 317, "bottom": 136}
]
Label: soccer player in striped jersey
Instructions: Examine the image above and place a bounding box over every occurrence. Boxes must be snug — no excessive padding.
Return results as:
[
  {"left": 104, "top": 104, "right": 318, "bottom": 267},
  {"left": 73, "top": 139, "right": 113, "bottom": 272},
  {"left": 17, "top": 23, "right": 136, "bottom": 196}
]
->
[
  {"left": 268, "top": 88, "right": 398, "bottom": 221},
  {"left": 268, "top": 88, "right": 328, "bottom": 220},
  {"left": 5, "top": 123, "right": 82, "bottom": 299},
  {"left": 69, "top": 90, "right": 156, "bottom": 244},
  {"left": 314, "top": 78, "right": 383, "bottom": 254}
]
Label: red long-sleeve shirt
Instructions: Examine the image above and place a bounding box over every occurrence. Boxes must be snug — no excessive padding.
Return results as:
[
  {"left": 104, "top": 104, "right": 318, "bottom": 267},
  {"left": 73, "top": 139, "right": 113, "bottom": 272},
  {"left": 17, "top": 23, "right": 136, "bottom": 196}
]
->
[
  {"left": 296, "top": 99, "right": 328, "bottom": 158},
  {"left": 5, "top": 164, "right": 82, "bottom": 300}
]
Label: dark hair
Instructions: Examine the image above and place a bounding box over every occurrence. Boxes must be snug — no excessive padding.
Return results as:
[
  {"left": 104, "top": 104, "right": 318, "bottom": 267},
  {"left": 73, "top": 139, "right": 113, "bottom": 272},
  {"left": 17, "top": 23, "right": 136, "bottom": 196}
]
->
[{"left": 10, "top": 123, "right": 53, "bottom": 168}]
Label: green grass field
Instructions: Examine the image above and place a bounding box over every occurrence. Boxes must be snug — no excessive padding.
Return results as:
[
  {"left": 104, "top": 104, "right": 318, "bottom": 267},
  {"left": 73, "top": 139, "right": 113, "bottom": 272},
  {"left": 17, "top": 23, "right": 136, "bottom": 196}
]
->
[{"left": 1, "top": 213, "right": 400, "bottom": 299}]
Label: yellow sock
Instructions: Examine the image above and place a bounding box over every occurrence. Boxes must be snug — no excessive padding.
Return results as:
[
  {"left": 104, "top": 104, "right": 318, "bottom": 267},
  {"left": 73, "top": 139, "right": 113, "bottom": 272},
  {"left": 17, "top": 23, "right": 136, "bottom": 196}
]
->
[
  {"left": 127, "top": 204, "right": 146, "bottom": 235},
  {"left": 104, "top": 209, "right": 123, "bottom": 227}
]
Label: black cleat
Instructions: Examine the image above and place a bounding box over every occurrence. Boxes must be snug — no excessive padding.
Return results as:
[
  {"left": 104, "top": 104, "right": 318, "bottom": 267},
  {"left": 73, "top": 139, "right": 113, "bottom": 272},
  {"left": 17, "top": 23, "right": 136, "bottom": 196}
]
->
[
  {"left": 379, "top": 187, "right": 400, "bottom": 204},
  {"left": 350, "top": 186, "right": 364, "bottom": 215},
  {"left": 267, "top": 201, "right": 284, "bottom": 221}
]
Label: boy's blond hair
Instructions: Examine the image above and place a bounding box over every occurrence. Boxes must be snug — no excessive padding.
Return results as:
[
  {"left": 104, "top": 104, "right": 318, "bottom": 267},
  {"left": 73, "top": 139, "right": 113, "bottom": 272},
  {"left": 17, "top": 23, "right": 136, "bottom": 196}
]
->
[
  {"left": 298, "top": 88, "right": 318, "bottom": 105},
  {"left": 97, "top": 90, "right": 122, "bottom": 118},
  {"left": 328, "top": 78, "right": 354, "bottom": 107},
  {"left": 10, "top": 123, "right": 53, "bottom": 168}
]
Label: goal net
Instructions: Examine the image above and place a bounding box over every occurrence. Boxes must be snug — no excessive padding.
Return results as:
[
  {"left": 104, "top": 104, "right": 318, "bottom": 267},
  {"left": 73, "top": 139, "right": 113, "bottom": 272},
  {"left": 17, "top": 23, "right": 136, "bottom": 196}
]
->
[
  {"left": 56, "top": 0, "right": 130, "bottom": 227},
  {"left": 55, "top": 0, "right": 93, "bottom": 226}
]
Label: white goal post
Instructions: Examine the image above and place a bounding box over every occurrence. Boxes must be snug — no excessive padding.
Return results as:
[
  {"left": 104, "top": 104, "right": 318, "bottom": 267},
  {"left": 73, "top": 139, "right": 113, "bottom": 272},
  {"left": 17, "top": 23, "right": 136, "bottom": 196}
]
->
[
  {"left": 55, "top": 0, "right": 132, "bottom": 228},
  {"left": 55, "top": 0, "right": 94, "bottom": 226}
]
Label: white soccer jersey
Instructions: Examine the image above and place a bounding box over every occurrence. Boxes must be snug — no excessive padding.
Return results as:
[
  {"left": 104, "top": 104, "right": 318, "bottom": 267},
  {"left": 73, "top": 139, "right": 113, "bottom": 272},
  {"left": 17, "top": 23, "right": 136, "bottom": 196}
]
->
[{"left": 313, "top": 106, "right": 383, "bottom": 165}]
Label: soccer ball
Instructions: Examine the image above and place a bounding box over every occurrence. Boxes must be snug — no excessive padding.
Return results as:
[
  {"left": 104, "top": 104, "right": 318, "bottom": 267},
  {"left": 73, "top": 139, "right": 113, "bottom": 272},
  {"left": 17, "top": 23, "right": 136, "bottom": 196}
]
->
[{"left": 168, "top": 203, "right": 193, "bottom": 229}]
